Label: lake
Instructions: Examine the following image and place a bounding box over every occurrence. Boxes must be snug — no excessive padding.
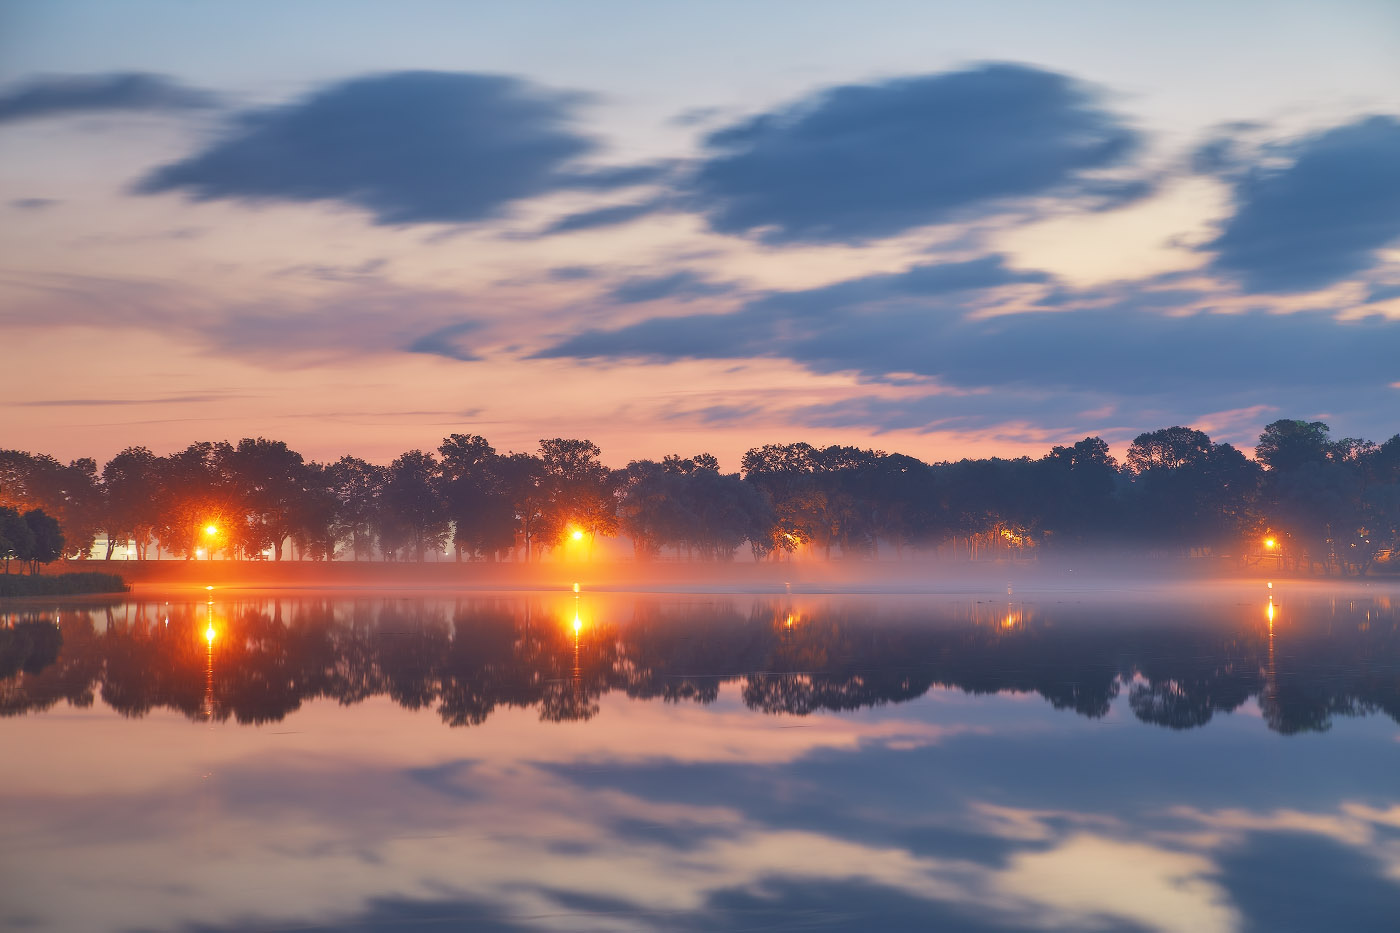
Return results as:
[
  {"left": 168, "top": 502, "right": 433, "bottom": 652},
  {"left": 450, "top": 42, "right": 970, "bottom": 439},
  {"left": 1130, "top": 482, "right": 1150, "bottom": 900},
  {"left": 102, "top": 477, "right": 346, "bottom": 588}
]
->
[{"left": 2, "top": 580, "right": 1398, "bottom": 932}]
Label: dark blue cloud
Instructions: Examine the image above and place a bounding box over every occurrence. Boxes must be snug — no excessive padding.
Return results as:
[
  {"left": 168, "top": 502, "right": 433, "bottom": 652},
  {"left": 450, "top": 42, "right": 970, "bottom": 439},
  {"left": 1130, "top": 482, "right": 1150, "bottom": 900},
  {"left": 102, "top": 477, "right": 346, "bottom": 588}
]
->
[
  {"left": 1366, "top": 283, "right": 1400, "bottom": 304},
  {"left": 0, "top": 72, "right": 216, "bottom": 124},
  {"left": 9, "top": 197, "right": 57, "bottom": 210},
  {"left": 546, "top": 292, "right": 1398, "bottom": 395},
  {"left": 536, "top": 256, "right": 1039, "bottom": 359},
  {"left": 1207, "top": 115, "right": 1400, "bottom": 292},
  {"left": 686, "top": 63, "right": 1141, "bottom": 243},
  {"left": 534, "top": 256, "right": 1400, "bottom": 436},
  {"left": 537, "top": 200, "right": 665, "bottom": 235},
  {"left": 136, "top": 71, "right": 640, "bottom": 225},
  {"left": 606, "top": 270, "right": 734, "bottom": 304},
  {"left": 406, "top": 321, "right": 484, "bottom": 361},
  {"left": 547, "top": 266, "right": 599, "bottom": 281}
]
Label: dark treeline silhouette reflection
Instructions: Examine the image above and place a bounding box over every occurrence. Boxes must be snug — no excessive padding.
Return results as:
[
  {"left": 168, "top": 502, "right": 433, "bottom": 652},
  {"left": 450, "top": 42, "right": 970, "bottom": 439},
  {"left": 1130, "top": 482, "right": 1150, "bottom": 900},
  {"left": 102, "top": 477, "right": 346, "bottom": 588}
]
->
[{"left": 4, "top": 591, "right": 1397, "bottom": 735}]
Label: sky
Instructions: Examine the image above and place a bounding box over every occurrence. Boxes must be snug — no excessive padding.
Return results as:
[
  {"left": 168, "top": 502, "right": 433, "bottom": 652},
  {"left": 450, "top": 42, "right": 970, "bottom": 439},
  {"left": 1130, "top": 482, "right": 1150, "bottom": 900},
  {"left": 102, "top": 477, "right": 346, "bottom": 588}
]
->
[{"left": 2, "top": 0, "right": 1399, "bottom": 469}]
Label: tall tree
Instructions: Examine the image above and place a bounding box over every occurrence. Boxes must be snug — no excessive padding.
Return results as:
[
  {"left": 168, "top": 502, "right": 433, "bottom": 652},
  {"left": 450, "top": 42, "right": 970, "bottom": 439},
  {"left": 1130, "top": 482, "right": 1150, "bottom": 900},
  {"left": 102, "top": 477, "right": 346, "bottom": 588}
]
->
[
  {"left": 224, "top": 437, "right": 309, "bottom": 560},
  {"left": 1256, "top": 419, "right": 1332, "bottom": 473},
  {"left": 102, "top": 447, "right": 159, "bottom": 559},
  {"left": 326, "top": 456, "right": 384, "bottom": 560},
  {"left": 22, "top": 509, "right": 65, "bottom": 574},
  {"left": 1038, "top": 436, "right": 1121, "bottom": 543},
  {"left": 496, "top": 453, "right": 547, "bottom": 561},
  {"left": 1126, "top": 427, "right": 1213, "bottom": 473},
  {"left": 437, "top": 434, "right": 516, "bottom": 560},
  {"left": 379, "top": 451, "right": 448, "bottom": 561},
  {"left": 0, "top": 506, "right": 34, "bottom": 574},
  {"left": 153, "top": 442, "right": 235, "bottom": 559},
  {"left": 538, "top": 438, "right": 618, "bottom": 549},
  {"left": 1127, "top": 428, "right": 1261, "bottom": 553}
]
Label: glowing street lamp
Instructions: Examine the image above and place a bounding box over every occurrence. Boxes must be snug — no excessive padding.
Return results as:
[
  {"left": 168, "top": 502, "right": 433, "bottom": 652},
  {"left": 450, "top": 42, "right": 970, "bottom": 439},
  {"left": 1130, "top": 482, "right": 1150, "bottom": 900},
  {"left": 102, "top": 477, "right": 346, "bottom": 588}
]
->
[
  {"left": 1264, "top": 537, "right": 1277, "bottom": 550},
  {"left": 571, "top": 528, "right": 584, "bottom": 542},
  {"left": 204, "top": 523, "right": 219, "bottom": 561}
]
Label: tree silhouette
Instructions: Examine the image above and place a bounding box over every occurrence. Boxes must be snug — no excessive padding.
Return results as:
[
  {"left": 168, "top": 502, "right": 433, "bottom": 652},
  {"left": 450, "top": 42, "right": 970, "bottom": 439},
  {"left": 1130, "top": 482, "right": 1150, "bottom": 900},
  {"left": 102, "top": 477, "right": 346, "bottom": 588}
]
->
[{"left": 379, "top": 451, "right": 449, "bottom": 561}]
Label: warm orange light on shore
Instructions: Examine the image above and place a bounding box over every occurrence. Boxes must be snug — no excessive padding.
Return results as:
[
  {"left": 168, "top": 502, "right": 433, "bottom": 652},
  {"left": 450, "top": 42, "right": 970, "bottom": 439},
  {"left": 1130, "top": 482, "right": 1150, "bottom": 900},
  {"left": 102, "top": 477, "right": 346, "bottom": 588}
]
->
[
  {"left": 1264, "top": 537, "right": 1277, "bottom": 549},
  {"left": 571, "top": 529, "right": 584, "bottom": 541},
  {"left": 205, "top": 524, "right": 218, "bottom": 536}
]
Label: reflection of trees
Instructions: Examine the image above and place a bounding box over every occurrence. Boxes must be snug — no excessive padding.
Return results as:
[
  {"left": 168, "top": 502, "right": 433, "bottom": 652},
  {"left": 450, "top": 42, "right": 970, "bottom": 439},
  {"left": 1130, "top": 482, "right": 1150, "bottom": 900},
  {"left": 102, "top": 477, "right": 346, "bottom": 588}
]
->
[{"left": 2, "top": 595, "right": 1398, "bottom": 735}]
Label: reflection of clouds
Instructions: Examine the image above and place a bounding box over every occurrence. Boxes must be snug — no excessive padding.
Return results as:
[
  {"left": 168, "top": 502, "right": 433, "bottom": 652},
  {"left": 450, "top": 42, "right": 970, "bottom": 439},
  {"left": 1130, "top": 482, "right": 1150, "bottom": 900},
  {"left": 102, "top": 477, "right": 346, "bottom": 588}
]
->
[
  {"left": 4, "top": 688, "right": 1397, "bottom": 932},
  {"left": 3, "top": 758, "right": 1247, "bottom": 933},
  {"left": 967, "top": 802, "right": 1121, "bottom": 842},
  {"left": 1170, "top": 804, "right": 1400, "bottom": 884},
  {"left": 0, "top": 692, "right": 974, "bottom": 798},
  {"left": 993, "top": 835, "right": 1238, "bottom": 933}
]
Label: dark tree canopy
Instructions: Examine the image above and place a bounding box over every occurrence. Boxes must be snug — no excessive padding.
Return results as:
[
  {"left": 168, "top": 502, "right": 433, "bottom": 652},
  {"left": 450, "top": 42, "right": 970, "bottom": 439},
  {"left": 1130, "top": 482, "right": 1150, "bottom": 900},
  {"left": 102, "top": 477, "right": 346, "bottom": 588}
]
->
[{"left": 0, "top": 419, "right": 1395, "bottom": 574}]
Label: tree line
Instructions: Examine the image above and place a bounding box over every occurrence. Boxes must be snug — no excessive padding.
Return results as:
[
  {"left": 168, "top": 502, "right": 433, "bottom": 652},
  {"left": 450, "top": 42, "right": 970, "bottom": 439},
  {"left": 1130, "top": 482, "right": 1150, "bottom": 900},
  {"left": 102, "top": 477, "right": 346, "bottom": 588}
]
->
[
  {"left": 0, "top": 418, "right": 1397, "bottom": 572},
  {"left": 3, "top": 595, "right": 1395, "bottom": 734}
]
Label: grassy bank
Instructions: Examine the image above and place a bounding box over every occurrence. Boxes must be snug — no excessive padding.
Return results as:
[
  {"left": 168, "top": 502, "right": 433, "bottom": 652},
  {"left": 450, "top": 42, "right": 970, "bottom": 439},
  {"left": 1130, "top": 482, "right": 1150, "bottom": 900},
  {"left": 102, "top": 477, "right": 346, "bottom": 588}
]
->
[{"left": 0, "top": 572, "right": 130, "bottom": 598}]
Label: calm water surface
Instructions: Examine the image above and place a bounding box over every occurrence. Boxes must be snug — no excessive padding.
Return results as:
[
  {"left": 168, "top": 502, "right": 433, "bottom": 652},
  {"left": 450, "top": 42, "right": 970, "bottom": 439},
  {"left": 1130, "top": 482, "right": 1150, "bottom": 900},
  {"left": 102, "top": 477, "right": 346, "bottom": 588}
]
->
[{"left": 2, "top": 581, "right": 1398, "bottom": 932}]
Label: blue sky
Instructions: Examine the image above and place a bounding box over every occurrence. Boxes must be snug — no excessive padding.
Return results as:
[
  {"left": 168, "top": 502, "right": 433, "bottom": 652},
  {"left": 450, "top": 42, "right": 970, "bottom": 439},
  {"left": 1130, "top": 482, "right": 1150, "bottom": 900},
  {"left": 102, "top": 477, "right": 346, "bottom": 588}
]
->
[{"left": 1, "top": 0, "right": 1398, "bottom": 465}]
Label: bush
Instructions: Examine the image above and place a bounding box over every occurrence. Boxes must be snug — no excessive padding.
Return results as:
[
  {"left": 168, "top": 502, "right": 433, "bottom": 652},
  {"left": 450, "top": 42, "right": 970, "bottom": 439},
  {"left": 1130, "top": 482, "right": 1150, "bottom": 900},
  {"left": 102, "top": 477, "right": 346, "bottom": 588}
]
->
[{"left": 0, "top": 572, "right": 129, "bottom": 597}]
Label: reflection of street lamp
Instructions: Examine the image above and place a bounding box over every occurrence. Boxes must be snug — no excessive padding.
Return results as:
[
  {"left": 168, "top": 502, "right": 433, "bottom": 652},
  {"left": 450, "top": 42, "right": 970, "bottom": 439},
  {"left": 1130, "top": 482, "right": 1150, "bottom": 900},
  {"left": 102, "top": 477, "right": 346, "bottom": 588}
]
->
[
  {"left": 203, "top": 597, "right": 216, "bottom": 719},
  {"left": 204, "top": 524, "right": 218, "bottom": 561}
]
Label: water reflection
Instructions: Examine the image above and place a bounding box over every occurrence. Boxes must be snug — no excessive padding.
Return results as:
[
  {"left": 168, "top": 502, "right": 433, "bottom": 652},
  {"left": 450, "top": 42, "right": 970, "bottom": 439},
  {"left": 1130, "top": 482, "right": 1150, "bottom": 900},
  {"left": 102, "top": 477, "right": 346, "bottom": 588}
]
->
[
  {"left": 3, "top": 587, "right": 1399, "bottom": 933},
  {"left": 3, "top": 587, "right": 1398, "bottom": 734}
]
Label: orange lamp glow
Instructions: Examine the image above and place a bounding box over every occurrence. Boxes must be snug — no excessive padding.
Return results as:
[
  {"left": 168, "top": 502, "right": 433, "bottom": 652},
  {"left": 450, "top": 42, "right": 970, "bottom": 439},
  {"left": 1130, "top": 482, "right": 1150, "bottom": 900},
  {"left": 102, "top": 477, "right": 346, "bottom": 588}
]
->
[
  {"left": 205, "top": 624, "right": 216, "bottom": 644},
  {"left": 1264, "top": 537, "right": 1277, "bottom": 549},
  {"left": 205, "top": 524, "right": 218, "bottom": 536},
  {"left": 571, "top": 529, "right": 584, "bottom": 541}
]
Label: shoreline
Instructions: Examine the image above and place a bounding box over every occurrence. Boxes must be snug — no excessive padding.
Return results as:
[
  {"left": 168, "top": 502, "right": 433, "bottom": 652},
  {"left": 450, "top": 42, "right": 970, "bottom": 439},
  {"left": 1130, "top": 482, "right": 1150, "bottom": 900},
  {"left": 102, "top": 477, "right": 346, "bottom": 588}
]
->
[{"left": 24, "top": 556, "right": 1397, "bottom": 599}]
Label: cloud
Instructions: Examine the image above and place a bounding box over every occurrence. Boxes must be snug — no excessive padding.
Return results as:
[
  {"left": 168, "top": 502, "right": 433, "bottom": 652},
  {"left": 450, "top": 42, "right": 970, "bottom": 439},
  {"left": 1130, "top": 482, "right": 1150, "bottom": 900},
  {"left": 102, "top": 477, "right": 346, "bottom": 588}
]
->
[
  {"left": 274, "top": 257, "right": 388, "bottom": 282},
  {"left": 543, "top": 272, "right": 1397, "bottom": 398},
  {"left": 536, "top": 255, "right": 1043, "bottom": 360},
  {"left": 547, "top": 266, "right": 599, "bottom": 281},
  {"left": 135, "top": 71, "right": 641, "bottom": 226},
  {"left": 0, "top": 271, "right": 491, "bottom": 365},
  {"left": 1206, "top": 115, "right": 1400, "bottom": 292},
  {"left": 9, "top": 197, "right": 58, "bottom": 210},
  {"left": 537, "top": 199, "right": 666, "bottom": 235},
  {"left": 606, "top": 270, "right": 735, "bottom": 304},
  {"left": 406, "top": 320, "right": 485, "bottom": 361},
  {"left": 534, "top": 256, "right": 1400, "bottom": 436},
  {"left": 1366, "top": 283, "right": 1400, "bottom": 304},
  {"left": 11, "top": 394, "right": 252, "bottom": 408},
  {"left": 0, "top": 72, "right": 216, "bottom": 124},
  {"left": 683, "top": 63, "right": 1142, "bottom": 244}
]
